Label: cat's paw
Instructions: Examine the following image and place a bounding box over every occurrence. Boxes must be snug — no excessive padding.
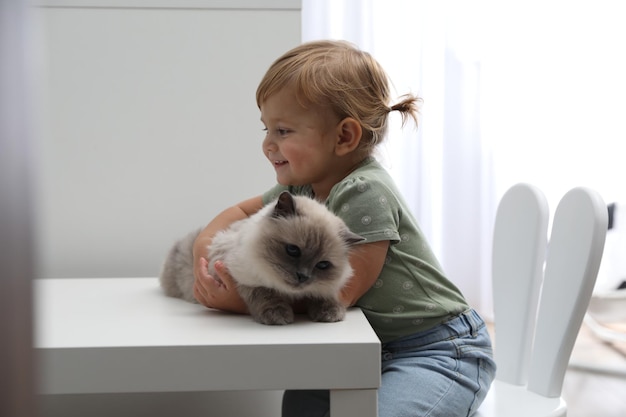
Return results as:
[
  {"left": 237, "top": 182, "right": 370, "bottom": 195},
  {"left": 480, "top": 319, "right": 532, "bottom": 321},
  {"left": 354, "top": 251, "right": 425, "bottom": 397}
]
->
[
  {"left": 253, "top": 305, "right": 295, "bottom": 325},
  {"left": 307, "top": 300, "right": 346, "bottom": 323}
]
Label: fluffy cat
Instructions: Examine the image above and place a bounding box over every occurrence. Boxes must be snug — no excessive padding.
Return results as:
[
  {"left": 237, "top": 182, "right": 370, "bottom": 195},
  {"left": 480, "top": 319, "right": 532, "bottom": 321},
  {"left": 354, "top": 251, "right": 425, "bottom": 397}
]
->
[{"left": 159, "top": 191, "right": 364, "bottom": 325}]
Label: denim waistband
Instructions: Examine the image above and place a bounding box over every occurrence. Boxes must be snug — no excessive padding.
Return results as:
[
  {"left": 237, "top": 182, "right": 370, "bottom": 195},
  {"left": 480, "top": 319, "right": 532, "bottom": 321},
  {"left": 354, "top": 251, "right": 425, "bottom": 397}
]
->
[{"left": 382, "top": 309, "right": 487, "bottom": 351}]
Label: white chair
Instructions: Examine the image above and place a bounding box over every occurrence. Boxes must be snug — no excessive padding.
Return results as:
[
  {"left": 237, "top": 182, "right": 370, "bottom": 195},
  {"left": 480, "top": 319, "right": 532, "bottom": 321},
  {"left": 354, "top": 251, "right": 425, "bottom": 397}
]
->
[{"left": 476, "top": 184, "right": 608, "bottom": 417}]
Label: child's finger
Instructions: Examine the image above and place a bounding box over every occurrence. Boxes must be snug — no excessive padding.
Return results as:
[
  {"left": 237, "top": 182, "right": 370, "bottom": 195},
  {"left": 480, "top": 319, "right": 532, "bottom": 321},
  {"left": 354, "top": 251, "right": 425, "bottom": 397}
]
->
[
  {"left": 197, "top": 257, "right": 210, "bottom": 278},
  {"left": 206, "top": 274, "right": 225, "bottom": 289},
  {"left": 193, "top": 278, "right": 210, "bottom": 306},
  {"left": 213, "top": 261, "right": 234, "bottom": 289}
]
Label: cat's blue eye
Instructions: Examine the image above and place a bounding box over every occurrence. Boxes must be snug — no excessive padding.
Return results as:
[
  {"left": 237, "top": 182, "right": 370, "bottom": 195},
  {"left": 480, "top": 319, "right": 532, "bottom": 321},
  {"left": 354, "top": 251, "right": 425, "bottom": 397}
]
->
[
  {"left": 285, "top": 244, "right": 301, "bottom": 257},
  {"left": 316, "top": 261, "right": 331, "bottom": 270}
]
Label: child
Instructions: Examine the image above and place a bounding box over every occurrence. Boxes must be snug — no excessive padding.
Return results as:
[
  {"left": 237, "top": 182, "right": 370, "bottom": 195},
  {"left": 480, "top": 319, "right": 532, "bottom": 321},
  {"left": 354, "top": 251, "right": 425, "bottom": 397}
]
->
[{"left": 192, "top": 40, "right": 495, "bottom": 417}]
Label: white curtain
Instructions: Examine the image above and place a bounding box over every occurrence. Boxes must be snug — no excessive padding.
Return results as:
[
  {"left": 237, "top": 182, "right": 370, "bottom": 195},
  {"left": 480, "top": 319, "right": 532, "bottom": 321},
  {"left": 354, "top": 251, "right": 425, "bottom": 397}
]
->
[
  {"left": 302, "top": 0, "right": 626, "bottom": 317},
  {"left": 303, "top": 0, "right": 495, "bottom": 316}
]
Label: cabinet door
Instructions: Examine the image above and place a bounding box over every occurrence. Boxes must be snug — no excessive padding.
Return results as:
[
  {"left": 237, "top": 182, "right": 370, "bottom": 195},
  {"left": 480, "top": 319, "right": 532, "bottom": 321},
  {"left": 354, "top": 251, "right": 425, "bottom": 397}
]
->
[{"left": 35, "top": 1, "right": 301, "bottom": 278}]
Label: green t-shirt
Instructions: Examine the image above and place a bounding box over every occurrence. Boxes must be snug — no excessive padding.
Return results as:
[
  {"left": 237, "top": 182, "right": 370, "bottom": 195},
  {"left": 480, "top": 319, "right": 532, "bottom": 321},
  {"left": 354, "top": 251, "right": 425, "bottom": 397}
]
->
[{"left": 262, "top": 157, "right": 469, "bottom": 343}]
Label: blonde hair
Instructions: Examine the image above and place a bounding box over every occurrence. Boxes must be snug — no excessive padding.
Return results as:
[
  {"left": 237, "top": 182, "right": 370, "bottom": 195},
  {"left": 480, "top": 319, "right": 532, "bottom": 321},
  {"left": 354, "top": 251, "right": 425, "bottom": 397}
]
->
[{"left": 256, "top": 40, "right": 421, "bottom": 154}]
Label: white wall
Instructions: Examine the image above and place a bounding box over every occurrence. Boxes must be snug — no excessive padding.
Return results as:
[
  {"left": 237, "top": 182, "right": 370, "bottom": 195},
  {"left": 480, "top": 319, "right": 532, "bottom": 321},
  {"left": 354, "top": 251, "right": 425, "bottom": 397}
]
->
[
  {"left": 34, "top": 0, "right": 301, "bottom": 279},
  {"left": 33, "top": 1, "right": 300, "bottom": 416}
]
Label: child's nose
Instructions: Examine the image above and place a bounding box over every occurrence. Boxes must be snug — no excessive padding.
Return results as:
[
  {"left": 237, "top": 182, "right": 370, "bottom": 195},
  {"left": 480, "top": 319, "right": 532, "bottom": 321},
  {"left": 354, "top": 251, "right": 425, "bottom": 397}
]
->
[{"left": 263, "top": 136, "right": 278, "bottom": 153}]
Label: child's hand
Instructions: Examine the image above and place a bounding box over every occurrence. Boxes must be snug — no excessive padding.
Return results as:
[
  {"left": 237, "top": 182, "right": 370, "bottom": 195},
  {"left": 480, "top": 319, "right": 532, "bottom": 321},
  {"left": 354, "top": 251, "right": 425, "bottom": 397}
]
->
[{"left": 193, "top": 260, "right": 248, "bottom": 313}]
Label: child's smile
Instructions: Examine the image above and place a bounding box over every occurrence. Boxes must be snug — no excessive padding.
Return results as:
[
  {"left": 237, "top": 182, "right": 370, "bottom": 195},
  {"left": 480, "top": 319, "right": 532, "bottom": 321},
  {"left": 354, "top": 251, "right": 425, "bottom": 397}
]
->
[{"left": 273, "top": 159, "right": 288, "bottom": 167}]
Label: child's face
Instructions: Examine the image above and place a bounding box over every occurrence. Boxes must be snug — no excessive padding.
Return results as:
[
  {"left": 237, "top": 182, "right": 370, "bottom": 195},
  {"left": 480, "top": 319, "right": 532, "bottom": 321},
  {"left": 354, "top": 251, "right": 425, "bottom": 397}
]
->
[{"left": 260, "top": 87, "right": 340, "bottom": 189}]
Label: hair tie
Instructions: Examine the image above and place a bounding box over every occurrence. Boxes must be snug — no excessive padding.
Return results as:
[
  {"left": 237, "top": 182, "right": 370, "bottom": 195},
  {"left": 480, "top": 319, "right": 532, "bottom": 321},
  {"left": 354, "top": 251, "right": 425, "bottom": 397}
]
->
[{"left": 390, "top": 103, "right": 404, "bottom": 112}]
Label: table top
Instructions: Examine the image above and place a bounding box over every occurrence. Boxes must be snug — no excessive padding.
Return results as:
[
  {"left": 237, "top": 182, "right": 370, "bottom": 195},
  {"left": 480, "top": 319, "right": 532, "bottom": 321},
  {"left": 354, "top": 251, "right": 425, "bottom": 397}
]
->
[{"left": 35, "top": 278, "right": 381, "bottom": 394}]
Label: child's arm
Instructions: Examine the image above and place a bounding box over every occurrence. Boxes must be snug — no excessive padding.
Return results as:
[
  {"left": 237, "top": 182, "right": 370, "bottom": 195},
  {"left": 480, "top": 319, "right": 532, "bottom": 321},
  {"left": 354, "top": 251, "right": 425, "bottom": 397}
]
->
[
  {"left": 339, "top": 240, "right": 391, "bottom": 307},
  {"left": 192, "top": 196, "right": 264, "bottom": 313}
]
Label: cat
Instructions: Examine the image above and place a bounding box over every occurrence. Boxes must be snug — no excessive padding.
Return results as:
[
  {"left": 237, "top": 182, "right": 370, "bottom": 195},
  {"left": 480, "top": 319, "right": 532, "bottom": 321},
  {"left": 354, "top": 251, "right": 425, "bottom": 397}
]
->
[{"left": 159, "top": 191, "right": 364, "bottom": 325}]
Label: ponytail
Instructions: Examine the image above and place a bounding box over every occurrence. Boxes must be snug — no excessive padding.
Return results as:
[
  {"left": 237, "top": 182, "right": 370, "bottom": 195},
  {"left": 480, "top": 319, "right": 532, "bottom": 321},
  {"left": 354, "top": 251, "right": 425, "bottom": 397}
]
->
[{"left": 390, "top": 94, "right": 421, "bottom": 128}]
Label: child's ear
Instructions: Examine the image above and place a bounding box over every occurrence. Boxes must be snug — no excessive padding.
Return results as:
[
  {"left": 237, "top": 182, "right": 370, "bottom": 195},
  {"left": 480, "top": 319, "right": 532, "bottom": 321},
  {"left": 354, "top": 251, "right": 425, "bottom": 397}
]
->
[{"left": 335, "top": 117, "right": 362, "bottom": 156}]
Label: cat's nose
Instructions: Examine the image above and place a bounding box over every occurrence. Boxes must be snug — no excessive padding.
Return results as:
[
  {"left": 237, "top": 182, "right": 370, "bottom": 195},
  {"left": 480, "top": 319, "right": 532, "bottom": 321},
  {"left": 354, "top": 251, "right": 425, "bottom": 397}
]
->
[{"left": 296, "top": 272, "right": 310, "bottom": 283}]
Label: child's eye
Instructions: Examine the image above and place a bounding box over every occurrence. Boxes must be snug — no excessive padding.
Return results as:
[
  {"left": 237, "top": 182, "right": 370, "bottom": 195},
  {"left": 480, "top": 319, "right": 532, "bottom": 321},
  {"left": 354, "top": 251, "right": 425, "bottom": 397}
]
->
[{"left": 262, "top": 126, "right": 291, "bottom": 138}]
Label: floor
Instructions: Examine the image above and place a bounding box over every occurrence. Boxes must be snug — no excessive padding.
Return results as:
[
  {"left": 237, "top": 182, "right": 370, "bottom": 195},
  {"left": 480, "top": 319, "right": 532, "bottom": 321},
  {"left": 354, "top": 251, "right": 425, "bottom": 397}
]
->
[{"left": 563, "top": 321, "right": 626, "bottom": 417}]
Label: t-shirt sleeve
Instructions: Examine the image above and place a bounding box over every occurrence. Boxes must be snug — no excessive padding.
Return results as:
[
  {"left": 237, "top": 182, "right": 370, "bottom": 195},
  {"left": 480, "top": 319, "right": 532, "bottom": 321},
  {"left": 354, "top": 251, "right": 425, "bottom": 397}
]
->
[{"left": 329, "top": 177, "right": 402, "bottom": 244}]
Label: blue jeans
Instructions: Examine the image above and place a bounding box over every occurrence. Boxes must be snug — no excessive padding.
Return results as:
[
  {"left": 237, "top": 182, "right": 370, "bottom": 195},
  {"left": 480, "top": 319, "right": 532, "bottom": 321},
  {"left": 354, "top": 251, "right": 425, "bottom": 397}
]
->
[{"left": 282, "top": 309, "right": 496, "bottom": 417}]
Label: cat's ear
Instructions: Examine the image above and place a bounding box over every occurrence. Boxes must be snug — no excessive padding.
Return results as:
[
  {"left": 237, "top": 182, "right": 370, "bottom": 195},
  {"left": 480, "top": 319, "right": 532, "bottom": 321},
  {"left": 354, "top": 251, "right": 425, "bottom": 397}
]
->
[
  {"left": 342, "top": 229, "right": 366, "bottom": 246},
  {"left": 272, "top": 192, "right": 297, "bottom": 218}
]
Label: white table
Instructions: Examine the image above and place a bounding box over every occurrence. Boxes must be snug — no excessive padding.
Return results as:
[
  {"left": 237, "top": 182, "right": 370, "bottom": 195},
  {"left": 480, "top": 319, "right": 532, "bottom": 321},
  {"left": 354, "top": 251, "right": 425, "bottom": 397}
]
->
[{"left": 34, "top": 278, "right": 381, "bottom": 417}]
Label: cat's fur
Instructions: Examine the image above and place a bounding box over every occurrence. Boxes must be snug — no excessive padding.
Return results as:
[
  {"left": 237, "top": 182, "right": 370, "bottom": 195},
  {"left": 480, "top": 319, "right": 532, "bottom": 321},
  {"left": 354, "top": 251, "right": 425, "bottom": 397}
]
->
[{"left": 159, "top": 191, "right": 364, "bottom": 325}]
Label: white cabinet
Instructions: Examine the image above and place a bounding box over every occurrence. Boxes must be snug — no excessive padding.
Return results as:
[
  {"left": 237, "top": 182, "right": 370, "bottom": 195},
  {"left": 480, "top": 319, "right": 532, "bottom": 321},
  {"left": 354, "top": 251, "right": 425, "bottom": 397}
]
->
[{"left": 34, "top": 1, "right": 302, "bottom": 279}]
